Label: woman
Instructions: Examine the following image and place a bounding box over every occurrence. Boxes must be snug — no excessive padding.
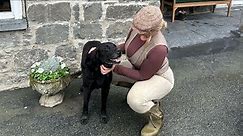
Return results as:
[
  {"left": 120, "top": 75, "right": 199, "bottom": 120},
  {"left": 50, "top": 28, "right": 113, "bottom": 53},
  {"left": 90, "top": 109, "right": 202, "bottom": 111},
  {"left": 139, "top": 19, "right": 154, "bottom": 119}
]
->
[{"left": 100, "top": 5, "right": 174, "bottom": 136}]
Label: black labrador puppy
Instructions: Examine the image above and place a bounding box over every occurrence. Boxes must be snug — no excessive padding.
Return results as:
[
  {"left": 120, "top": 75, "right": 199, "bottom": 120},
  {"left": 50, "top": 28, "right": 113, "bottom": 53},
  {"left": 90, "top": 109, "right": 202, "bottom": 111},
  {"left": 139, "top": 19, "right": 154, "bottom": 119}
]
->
[{"left": 80, "top": 41, "right": 121, "bottom": 124}]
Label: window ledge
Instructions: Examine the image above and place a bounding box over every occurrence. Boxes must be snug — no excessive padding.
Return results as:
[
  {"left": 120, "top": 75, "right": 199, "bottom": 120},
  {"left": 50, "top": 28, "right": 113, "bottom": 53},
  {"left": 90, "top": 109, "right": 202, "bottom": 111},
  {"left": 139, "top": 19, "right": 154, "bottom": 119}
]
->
[{"left": 0, "top": 19, "right": 27, "bottom": 32}]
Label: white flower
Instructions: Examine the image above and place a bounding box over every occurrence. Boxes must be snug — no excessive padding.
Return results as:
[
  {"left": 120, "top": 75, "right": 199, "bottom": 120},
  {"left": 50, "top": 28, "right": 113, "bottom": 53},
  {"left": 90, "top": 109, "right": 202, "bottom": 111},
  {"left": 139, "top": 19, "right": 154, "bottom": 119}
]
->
[
  {"left": 36, "top": 68, "right": 44, "bottom": 73},
  {"left": 31, "top": 69, "right": 35, "bottom": 73},
  {"left": 56, "top": 56, "right": 64, "bottom": 62},
  {"left": 30, "top": 64, "right": 36, "bottom": 68},
  {"left": 61, "top": 63, "right": 66, "bottom": 69},
  {"left": 31, "top": 62, "right": 41, "bottom": 68},
  {"left": 35, "top": 62, "right": 41, "bottom": 66}
]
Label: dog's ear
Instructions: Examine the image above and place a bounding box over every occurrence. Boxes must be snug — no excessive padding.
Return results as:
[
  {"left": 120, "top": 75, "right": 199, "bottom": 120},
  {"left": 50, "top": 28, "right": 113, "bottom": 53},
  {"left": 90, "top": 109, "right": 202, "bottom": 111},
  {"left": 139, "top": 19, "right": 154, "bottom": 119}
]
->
[
  {"left": 87, "top": 41, "right": 102, "bottom": 59},
  {"left": 95, "top": 49, "right": 101, "bottom": 61},
  {"left": 95, "top": 45, "right": 104, "bottom": 58},
  {"left": 86, "top": 50, "right": 99, "bottom": 67}
]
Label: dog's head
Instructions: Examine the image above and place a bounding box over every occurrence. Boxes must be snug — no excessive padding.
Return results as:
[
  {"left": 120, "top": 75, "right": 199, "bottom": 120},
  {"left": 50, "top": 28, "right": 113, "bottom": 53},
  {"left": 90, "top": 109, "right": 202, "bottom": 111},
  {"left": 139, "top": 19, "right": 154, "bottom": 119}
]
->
[{"left": 97, "top": 42, "right": 122, "bottom": 68}]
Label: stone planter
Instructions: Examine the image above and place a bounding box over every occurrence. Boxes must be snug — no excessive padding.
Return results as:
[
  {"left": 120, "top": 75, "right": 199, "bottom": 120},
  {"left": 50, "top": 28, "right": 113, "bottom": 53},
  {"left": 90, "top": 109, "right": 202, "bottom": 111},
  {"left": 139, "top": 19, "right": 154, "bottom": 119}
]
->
[{"left": 29, "top": 76, "right": 71, "bottom": 107}]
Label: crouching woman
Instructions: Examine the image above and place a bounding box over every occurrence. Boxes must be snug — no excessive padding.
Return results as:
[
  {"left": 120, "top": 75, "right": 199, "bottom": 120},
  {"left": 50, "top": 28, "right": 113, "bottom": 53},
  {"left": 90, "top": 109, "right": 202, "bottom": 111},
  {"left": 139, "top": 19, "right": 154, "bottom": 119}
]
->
[{"left": 100, "top": 5, "right": 174, "bottom": 136}]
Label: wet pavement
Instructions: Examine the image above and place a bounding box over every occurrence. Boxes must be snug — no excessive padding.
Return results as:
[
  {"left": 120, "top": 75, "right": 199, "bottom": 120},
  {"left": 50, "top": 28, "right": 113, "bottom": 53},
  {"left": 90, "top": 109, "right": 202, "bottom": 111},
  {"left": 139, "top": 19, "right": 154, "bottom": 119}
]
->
[
  {"left": 0, "top": 37, "right": 242, "bottom": 136},
  {"left": 163, "top": 7, "right": 242, "bottom": 48}
]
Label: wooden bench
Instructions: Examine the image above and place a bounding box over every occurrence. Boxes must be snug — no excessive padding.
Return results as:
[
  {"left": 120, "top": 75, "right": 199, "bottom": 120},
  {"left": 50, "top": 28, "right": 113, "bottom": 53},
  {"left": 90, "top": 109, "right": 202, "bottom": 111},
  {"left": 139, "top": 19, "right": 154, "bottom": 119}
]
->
[{"left": 160, "top": 0, "right": 232, "bottom": 22}]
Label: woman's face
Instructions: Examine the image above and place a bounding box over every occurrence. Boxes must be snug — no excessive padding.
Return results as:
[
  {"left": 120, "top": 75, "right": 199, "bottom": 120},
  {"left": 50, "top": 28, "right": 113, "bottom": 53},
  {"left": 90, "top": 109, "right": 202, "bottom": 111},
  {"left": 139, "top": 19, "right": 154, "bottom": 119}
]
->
[
  {"left": 132, "top": 26, "right": 156, "bottom": 41},
  {"left": 139, "top": 33, "right": 150, "bottom": 41}
]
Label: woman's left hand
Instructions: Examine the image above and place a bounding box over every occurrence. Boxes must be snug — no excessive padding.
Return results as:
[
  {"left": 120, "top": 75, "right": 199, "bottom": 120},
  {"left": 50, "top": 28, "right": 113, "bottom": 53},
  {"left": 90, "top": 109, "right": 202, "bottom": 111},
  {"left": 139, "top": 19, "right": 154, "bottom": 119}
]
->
[{"left": 100, "top": 65, "right": 115, "bottom": 75}]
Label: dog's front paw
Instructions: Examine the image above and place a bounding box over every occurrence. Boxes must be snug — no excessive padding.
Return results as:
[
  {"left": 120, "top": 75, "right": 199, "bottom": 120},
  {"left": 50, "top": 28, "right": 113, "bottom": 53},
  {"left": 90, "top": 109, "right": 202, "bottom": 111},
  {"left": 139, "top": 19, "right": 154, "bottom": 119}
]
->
[
  {"left": 80, "top": 115, "right": 88, "bottom": 125},
  {"left": 100, "top": 114, "right": 108, "bottom": 124}
]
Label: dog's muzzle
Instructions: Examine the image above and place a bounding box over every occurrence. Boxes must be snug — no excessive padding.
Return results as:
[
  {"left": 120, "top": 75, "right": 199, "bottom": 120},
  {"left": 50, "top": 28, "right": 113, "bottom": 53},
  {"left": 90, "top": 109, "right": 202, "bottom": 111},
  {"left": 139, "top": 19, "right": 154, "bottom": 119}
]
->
[{"left": 103, "top": 50, "right": 121, "bottom": 68}]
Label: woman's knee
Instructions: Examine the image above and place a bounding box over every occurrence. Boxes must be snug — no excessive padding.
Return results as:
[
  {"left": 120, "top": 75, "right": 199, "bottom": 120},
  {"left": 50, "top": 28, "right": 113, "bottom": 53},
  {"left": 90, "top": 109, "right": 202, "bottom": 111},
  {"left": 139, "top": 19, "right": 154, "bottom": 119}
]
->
[
  {"left": 127, "top": 92, "right": 147, "bottom": 114},
  {"left": 127, "top": 98, "right": 145, "bottom": 113}
]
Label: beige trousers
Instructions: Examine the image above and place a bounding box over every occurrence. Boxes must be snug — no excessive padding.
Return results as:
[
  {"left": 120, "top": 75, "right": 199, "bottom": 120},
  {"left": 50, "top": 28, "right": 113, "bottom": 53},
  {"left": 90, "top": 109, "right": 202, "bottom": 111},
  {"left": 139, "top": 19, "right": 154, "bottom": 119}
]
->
[{"left": 113, "top": 60, "right": 174, "bottom": 114}]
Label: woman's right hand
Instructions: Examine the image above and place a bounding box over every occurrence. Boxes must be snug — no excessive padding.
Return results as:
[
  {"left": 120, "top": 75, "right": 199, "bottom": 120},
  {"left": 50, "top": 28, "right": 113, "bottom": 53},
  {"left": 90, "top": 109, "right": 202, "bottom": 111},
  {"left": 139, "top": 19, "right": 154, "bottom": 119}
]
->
[{"left": 100, "top": 65, "right": 115, "bottom": 75}]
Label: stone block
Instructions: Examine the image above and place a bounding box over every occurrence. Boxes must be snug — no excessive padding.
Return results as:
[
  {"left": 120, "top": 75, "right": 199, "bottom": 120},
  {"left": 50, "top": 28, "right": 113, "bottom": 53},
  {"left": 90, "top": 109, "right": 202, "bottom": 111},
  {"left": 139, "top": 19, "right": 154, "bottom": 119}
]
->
[
  {"left": 48, "top": 2, "right": 71, "bottom": 22},
  {"left": 74, "top": 23, "right": 102, "bottom": 39},
  {"left": 78, "top": 42, "right": 84, "bottom": 50},
  {"left": 88, "top": 0, "right": 106, "bottom": 1},
  {"left": 28, "top": 2, "right": 71, "bottom": 23},
  {"left": 0, "top": 60, "right": 8, "bottom": 72},
  {"left": 55, "top": 45, "right": 77, "bottom": 60},
  {"left": 78, "top": 42, "right": 84, "bottom": 48},
  {"left": 14, "top": 49, "right": 48, "bottom": 70},
  {"left": 36, "top": 24, "right": 69, "bottom": 45},
  {"left": 28, "top": 4, "right": 47, "bottom": 23},
  {"left": 240, "top": 9, "right": 243, "bottom": 33},
  {"left": 28, "top": 0, "right": 49, "bottom": 1},
  {"left": 0, "top": 32, "right": 20, "bottom": 49},
  {"left": 149, "top": 0, "right": 160, "bottom": 6},
  {"left": 0, "top": 19, "right": 27, "bottom": 32},
  {"left": 73, "top": 4, "right": 80, "bottom": 21},
  {"left": 106, "top": 21, "right": 131, "bottom": 39},
  {"left": 118, "top": 0, "right": 139, "bottom": 2},
  {"left": 119, "top": 0, "right": 150, "bottom": 2},
  {"left": 106, "top": 5, "right": 143, "bottom": 20},
  {"left": 11, "top": 75, "right": 28, "bottom": 84},
  {"left": 83, "top": 3, "right": 102, "bottom": 22}
]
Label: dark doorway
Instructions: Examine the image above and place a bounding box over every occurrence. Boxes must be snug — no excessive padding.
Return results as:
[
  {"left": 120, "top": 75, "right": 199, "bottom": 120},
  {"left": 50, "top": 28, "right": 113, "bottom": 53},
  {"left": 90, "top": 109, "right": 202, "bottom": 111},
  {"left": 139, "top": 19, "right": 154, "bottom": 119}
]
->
[{"left": 0, "top": 0, "right": 11, "bottom": 12}]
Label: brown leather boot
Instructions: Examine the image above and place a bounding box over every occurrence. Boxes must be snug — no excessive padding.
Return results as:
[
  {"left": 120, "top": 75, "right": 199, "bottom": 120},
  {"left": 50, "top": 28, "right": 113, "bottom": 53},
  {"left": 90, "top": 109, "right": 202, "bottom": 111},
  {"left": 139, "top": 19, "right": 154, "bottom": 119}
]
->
[{"left": 141, "top": 102, "right": 164, "bottom": 136}]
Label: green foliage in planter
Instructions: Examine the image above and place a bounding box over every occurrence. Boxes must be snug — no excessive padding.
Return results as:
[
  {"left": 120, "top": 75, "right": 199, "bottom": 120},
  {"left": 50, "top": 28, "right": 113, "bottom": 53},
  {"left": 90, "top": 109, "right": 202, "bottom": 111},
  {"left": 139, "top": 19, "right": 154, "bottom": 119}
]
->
[{"left": 30, "top": 56, "right": 70, "bottom": 81}]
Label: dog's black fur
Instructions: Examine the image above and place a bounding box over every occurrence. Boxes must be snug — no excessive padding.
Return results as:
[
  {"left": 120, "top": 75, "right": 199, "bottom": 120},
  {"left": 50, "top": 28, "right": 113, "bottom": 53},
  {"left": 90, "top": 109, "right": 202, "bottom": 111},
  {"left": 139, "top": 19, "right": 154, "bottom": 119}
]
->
[{"left": 80, "top": 41, "right": 121, "bottom": 124}]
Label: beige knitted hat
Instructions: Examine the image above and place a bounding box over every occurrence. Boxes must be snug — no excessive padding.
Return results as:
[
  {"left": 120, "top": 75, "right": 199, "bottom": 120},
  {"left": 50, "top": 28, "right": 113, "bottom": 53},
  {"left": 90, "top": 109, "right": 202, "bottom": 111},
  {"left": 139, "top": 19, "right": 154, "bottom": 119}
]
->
[{"left": 132, "top": 5, "right": 166, "bottom": 33}]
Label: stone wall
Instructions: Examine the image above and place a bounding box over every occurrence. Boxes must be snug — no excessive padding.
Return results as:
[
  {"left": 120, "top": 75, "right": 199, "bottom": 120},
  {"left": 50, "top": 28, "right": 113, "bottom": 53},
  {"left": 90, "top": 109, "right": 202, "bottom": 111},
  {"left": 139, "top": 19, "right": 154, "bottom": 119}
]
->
[
  {"left": 240, "top": 8, "right": 243, "bottom": 35},
  {"left": 0, "top": 0, "right": 159, "bottom": 91}
]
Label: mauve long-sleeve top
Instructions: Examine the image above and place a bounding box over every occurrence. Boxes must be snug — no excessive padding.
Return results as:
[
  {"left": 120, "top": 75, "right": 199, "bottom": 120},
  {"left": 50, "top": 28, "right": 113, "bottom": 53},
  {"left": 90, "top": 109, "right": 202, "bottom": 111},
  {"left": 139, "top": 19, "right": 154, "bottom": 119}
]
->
[{"left": 113, "top": 33, "right": 168, "bottom": 81}]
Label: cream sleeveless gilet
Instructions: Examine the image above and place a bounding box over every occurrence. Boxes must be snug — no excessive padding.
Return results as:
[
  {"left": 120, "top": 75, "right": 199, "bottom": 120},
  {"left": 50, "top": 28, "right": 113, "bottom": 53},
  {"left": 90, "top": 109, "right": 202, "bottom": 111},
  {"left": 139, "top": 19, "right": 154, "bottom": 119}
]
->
[{"left": 124, "top": 29, "right": 169, "bottom": 76}]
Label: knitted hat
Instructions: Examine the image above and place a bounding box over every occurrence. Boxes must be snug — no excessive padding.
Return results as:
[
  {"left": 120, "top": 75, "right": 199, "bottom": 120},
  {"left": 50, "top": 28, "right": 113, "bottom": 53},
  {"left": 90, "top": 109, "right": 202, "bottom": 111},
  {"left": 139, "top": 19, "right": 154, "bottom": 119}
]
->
[{"left": 132, "top": 5, "right": 166, "bottom": 33}]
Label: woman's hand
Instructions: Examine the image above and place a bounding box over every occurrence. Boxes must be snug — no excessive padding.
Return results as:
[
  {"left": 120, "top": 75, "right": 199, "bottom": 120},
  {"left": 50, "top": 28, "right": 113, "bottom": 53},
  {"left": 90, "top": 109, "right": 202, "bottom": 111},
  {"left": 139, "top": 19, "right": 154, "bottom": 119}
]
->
[{"left": 100, "top": 65, "right": 115, "bottom": 75}]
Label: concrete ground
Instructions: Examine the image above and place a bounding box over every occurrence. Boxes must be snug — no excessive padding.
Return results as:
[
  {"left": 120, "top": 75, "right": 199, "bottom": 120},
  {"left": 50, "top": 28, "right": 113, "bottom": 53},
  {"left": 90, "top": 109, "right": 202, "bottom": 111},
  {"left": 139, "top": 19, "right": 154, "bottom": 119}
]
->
[
  {"left": 164, "top": 6, "right": 242, "bottom": 48},
  {"left": 0, "top": 35, "right": 242, "bottom": 136}
]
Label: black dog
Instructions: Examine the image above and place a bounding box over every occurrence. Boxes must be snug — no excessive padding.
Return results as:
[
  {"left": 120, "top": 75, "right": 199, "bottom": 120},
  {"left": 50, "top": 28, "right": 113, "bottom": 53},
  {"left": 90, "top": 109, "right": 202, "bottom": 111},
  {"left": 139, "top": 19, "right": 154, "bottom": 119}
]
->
[{"left": 80, "top": 41, "right": 121, "bottom": 124}]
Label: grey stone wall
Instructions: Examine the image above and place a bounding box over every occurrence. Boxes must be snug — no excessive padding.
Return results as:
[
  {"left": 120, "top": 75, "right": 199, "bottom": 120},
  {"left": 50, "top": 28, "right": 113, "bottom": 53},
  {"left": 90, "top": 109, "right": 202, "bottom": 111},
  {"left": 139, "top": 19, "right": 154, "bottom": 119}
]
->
[
  {"left": 240, "top": 9, "right": 243, "bottom": 35},
  {"left": 0, "top": 0, "right": 159, "bottom": 91}
]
